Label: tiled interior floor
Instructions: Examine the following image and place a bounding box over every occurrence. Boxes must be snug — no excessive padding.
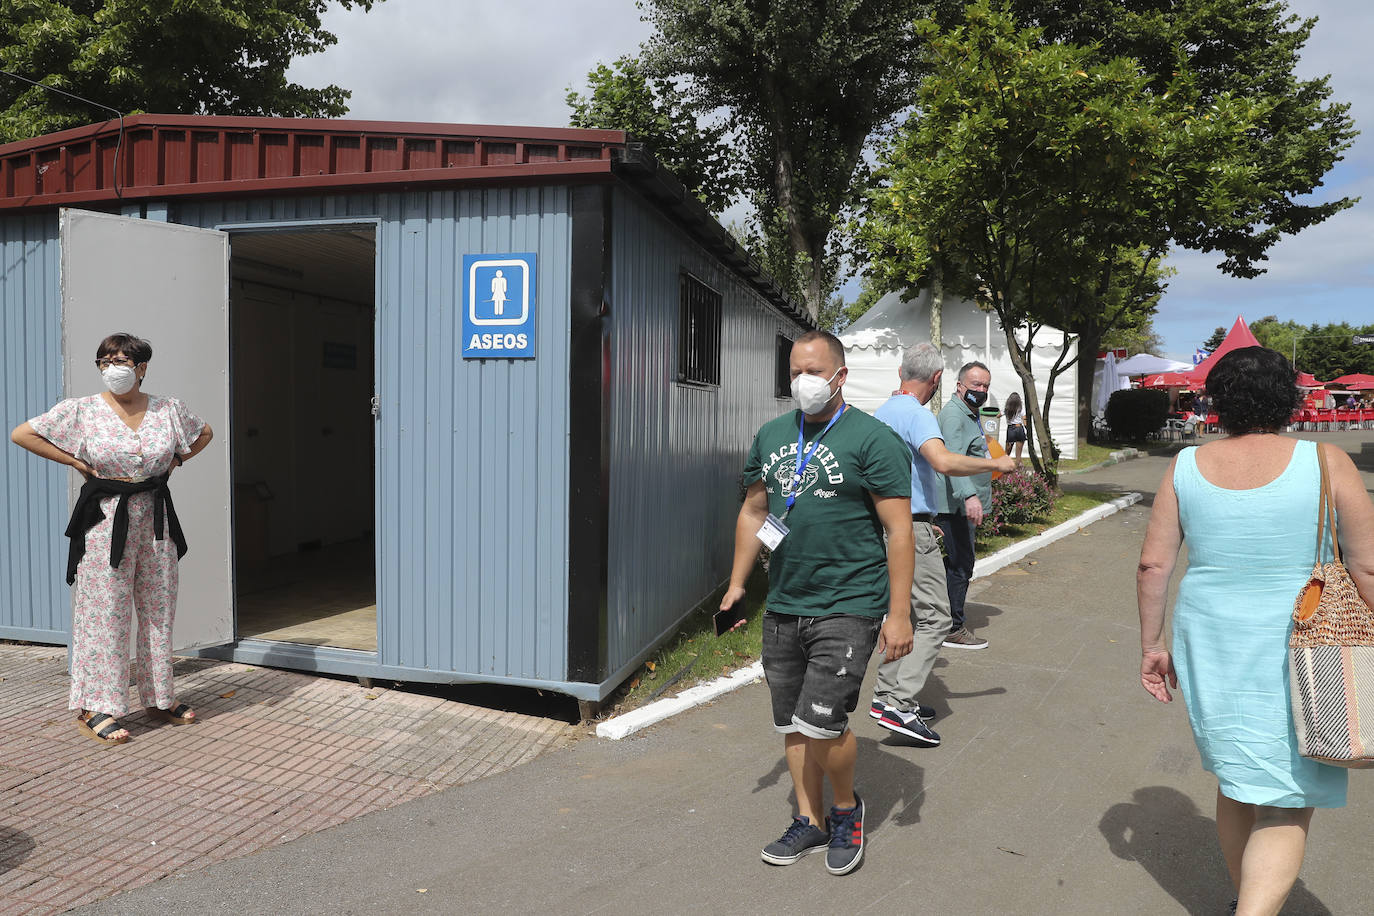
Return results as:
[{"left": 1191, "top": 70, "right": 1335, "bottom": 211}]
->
[{"left": 236, "top": 540, "right": 376, "bottom": 651}]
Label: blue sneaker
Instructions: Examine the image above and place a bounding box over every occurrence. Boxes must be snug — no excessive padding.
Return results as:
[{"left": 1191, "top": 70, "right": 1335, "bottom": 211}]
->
[
  {"left": 825, "top": 793, "right": 865, "bottom": 875},
  {"left": 761, "top": 815, "right": 829, "bottom": 865},
  {"left": 878, "top": 706, "right": 942, "bottom": 746}
]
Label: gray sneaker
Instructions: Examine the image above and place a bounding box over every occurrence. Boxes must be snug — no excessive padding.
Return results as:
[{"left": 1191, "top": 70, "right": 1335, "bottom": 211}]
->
[
  {"left": 942, "top": 626, "right": 988, "bottom": 649},
  {"left": 825, "top": 793, "right": 865, "bottom": 875},
  {"left": 761, "top": 815, "right": 829, "bottom": 865},
  {"left": 869, "top": 699, "right": 936, "bottom": 722}
]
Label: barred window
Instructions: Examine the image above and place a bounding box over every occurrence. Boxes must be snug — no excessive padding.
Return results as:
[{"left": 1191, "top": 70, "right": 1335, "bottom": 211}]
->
[
  {"left": 677, "top": 272, "right": 722, "bottom": 386},
  {"left": 775, "top": 334, "right": 793, "bottom": 398}
]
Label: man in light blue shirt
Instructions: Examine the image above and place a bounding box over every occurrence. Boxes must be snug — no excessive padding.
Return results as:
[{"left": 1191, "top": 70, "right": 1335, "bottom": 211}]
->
[{"left": 870, "top": 343, "right": 1014, "bottom": 745}]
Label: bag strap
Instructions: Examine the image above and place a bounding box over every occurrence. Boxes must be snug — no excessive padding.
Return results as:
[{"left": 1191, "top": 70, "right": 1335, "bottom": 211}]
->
[{"left": 1316, "top": 442, "right": 1341, "bottom": 564}]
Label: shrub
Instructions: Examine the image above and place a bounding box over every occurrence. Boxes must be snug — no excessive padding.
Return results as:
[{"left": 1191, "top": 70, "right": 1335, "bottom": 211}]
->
[
  {"left": 1104, "top": 388, "right": 1170, "bottom": 442},
  {"left": 983, "top": 468, "right": 1056, "bottom": 537}
]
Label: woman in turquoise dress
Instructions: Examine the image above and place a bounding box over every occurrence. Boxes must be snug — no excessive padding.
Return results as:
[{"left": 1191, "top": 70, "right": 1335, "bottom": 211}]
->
[{"left": 1137, "top": 347, "right": 1374, "bottom": 916}]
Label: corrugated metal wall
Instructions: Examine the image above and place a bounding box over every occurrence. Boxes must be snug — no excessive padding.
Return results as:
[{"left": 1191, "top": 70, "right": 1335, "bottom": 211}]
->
[
  {"left": 0, "top": 212, "right": 66, "bottom": 640},
  {"left": 0, "top": 182, "right": 797, "bottom": 694},
  {"left": 604, "top": 187, "right": 800, "bottom": 678},
  {"left": 177, "top": 189, "right": 573, "bottom": 683}
]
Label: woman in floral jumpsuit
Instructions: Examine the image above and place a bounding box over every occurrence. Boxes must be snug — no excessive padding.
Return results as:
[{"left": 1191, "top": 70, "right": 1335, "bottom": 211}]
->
[{"left": 11, "top": 333, "right": 213, "bottom": 744}]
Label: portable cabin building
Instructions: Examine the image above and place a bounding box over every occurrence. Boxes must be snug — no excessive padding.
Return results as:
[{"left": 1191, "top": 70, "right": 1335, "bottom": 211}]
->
[{"left": 0, "top": 115, "right": 811, "bottom": 702}]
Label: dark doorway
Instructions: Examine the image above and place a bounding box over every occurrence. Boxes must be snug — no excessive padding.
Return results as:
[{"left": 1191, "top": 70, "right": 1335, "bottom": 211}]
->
[{"left": 228, "top": 227, "right": 377, "bottom": 651}]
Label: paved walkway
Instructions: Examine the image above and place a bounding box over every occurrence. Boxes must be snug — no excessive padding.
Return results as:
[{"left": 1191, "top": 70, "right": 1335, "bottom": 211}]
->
[
  {"left": 0, "top": 653, "right": 575, "bottom": 915},
  {"left": 4, "top": 431, "right": 1371, "bottom": 915}
]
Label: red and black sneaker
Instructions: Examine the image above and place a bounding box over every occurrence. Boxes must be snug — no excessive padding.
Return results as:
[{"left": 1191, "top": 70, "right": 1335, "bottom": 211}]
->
[{"left": 825, "top": 792, "right": 865, "bottom": 875}]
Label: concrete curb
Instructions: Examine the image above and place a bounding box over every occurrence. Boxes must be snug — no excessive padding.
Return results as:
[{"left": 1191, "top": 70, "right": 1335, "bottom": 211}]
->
[
  {"left": 595, "top": 491, "right": 1144, "bottom": 741},
  {"left": 595, "top": 661, "right": 764, "bottom": 740},
  {"left": 969, "top": 491, "right": 1143, "bottom": 578},
  {"left": 1062, "top": 442, "right": 1185, "bottom": 475}
]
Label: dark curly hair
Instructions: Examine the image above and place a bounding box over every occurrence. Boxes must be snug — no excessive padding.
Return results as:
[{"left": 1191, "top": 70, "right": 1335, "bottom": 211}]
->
[{"left": 1206, "top": 346, "right": 1300, "bottom": 434}]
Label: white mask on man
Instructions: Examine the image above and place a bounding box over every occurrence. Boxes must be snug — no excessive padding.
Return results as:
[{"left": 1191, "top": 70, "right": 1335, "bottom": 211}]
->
[
  {"left": 791, "top": 368, "right": 841, "bottom": 415},
  {"left": 101, "top": 365, "right": 138, "bottom": 395}
]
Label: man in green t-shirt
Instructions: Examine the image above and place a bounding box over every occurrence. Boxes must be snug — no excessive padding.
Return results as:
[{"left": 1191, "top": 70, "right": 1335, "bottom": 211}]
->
[{"left": 720, "top": 329, "right": 914, "bottom": 877}]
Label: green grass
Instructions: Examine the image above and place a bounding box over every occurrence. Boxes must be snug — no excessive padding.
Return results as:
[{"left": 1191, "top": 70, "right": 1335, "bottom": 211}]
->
[
  {"left": 973, "top": 490, "right": 1119, "bottom": 555},
  {"left": 1056, "top": 437, "right": 1173, "bottom": 473},
  {"left": 599, "top": 487, "right": 1125, "bottom": 718},
  {"left": 603, "top": 565, "right": 770, "bottom": 714}
]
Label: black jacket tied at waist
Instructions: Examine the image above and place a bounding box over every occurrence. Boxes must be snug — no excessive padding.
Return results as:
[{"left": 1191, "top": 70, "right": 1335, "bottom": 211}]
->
[{"left": 64, "top": 473, "right": 188, "bottom": 584}]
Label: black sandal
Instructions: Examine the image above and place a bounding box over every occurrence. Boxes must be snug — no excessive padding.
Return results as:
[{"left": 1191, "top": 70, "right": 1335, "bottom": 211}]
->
[
  {"left": 147, "top": 703, "right": 196, "bottom": 725},
  {"left": 76, "top": 711, "right": 130, "bottom": 745}
]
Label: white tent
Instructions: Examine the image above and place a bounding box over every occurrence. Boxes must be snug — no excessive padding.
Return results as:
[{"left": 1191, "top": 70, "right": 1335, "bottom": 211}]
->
[
  {"left": 1114, "top": 353, "right": 1192, "bottom": 376},
  {"left": 1093, "top": 350, "right": 1131, "bottom": 418},
  {"left": 840, "top": 290, "right": 1078, "bottom": 459},
  {"left": 1088, "top": 351, "right": 1132, "bottom": 420}
]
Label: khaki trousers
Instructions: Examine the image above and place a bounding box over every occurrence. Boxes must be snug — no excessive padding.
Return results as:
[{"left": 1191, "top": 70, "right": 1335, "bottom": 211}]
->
[{"left": 873, "top": 520, "right": 951, "bottom": 710}]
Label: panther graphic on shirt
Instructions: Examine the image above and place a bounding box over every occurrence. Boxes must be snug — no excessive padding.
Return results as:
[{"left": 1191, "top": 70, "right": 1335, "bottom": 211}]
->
[{"left": 760, "top": 441, "right": 845, "bottom": 501}]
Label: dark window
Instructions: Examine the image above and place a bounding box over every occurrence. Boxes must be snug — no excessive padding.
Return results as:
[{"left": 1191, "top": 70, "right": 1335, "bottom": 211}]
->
[
  {"left": 678, "top": 272, "right": 722, "bottom": 386},
  {"left": 775, "top": 334, "right": 793, "bottom": 398}
]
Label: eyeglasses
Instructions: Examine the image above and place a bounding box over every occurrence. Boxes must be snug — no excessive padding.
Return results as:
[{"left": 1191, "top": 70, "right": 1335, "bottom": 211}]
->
[{"left": 95, "top": 357, "right": 137, "bottom": 370}]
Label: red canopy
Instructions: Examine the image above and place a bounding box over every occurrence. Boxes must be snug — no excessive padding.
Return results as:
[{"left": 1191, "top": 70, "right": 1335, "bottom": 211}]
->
[
  {"left": 1186, "top": 316, "right": 1263, "bottom": 387},
  {"left": 1329, "top": 373, "right": 1374, "bottom": 390},
  {"left": 1296, "top": 371, "right": 1328, "bottom": 388},
  {"left": 1141, "top": 372, "right": 1194, "bottom": 388}
]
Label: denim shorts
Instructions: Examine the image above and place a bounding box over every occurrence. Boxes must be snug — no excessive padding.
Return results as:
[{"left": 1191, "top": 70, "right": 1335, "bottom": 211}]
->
[{"left": 761, "top": 611, "right": 882, "bottom": 739}]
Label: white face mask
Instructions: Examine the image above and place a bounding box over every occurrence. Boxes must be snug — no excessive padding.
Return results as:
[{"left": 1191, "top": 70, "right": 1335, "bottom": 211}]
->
[
  {"left": 101, "top": 365, "right": 139, "bottom": 395},
  {"left": 791, "top": 368, "right": 842, "bottom": 415}
]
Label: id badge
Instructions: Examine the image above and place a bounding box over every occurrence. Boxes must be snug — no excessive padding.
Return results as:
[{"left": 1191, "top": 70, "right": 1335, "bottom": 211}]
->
[{"left": 756, "top": 513, "right": 790, "bottom": 550}]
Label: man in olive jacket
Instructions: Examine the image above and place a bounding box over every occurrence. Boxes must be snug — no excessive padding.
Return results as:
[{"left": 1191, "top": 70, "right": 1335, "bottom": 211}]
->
[{"left": 934, "top": 361, "right": 994, "bottom": 650}]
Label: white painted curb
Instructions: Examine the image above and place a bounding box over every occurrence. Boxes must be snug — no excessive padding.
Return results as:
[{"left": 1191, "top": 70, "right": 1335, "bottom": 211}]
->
[
  {"left": 595, "top": 492, "right": 1144, "bottom": 740},
  {"left": 972, "top": 491, "right": 1143, "bottom": 579},
  {"left": 595, "top": 661, "right": 764, "bottom": 740}
]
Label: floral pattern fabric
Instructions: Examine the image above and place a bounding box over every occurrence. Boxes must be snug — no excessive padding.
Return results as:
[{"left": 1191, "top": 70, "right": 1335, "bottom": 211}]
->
[{"left": 29, "top": 393, "right": 205, "bottom": 716}]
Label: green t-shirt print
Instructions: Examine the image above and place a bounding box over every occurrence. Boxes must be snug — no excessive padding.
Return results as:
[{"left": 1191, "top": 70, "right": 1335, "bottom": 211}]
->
[{"left": 742, "top": 406, "right": 912, "bottom": 618}]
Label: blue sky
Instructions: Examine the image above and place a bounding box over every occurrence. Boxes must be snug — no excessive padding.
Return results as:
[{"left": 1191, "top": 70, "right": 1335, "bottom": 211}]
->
[{"left": 290, "top": 0, "right": 1370, "bottom": 361}]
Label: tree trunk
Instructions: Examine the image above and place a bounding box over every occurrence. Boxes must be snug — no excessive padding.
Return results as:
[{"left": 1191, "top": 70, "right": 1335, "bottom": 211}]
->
[
  {"left": 930, "top": 260, "right": 944, "bottom": 405},
  {"left": 1000, "top": 318, "right": 1058, "bottom": 488},
  {"left": 1078, "top": 324, "right": 1103, "bottom": 441},
  {"left": 772, "top": 145, "right": 824, "bottom": 322}
]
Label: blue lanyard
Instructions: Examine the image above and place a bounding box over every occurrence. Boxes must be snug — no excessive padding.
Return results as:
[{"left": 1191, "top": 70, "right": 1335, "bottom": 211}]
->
[{"left": 786, "top": 405, "right": 845, "bottom": 515}]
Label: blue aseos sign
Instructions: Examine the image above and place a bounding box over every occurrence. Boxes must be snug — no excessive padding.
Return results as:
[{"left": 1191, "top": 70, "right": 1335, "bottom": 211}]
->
[{"left": 462, "top": 253, "right": 536, "bottom": 359}]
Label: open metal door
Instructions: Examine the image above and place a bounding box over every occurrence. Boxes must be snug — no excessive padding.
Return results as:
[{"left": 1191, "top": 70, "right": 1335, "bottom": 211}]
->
[{"left": 60, "top": 208, "right": 233, "bottom": 650}]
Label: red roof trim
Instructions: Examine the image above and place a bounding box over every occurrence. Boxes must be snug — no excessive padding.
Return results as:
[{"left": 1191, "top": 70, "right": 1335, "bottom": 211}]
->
[
  {"left": 0, "top": 115, "right": 628, "bottom": 209},
  {"left": 0, "top": 114, "right": 626, "bottom": 157},
  {"left": 0, "top": 159, "right": 615, "bottom": 211}
]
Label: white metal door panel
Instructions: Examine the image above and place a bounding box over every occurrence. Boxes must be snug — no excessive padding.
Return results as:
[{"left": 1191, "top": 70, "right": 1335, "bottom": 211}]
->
[{"left": 60, "top": 208, "right": 233, "bottom": 650}]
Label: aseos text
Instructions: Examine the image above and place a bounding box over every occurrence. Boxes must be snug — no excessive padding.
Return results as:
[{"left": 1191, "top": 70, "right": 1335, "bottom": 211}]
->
[{"left": 467, "top": 333, "right": 529, "bottom": 350}]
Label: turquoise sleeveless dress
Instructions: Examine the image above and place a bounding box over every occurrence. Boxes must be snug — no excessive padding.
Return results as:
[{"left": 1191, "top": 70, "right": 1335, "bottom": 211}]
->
[{"left": 1172, "top": 440, "right": 1347, "bottom": 808}]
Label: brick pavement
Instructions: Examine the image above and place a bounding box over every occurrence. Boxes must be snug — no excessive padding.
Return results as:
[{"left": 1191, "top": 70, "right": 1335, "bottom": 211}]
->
[{"left": 0, "top": 645, "right": 577, "bottom": 915}]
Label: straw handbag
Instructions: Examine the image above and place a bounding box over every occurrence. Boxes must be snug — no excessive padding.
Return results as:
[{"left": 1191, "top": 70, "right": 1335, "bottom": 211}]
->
[{"left": 1289, "top": 443, "right": 1374, "bottom": 768}]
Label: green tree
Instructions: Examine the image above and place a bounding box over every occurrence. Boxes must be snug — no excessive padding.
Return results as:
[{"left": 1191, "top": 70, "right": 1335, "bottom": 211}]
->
[
  {"left": 1202, "top": 326, "right": 1227, "bottom": 352},
  {"left": 861, "top": 2, "right": 1265, "bottom": 480},
  {"left": 1288, "top": 321, "right": 1374, "bottom": 379},
  {"left": 641, "top": 0, "right": 952, "bottom": 320},
  {"left": 862, "top": 1, "right": 1356, "bottom": 478},
  {"left": 1103, "top": 315, "right": 1165, "bottom": 359},
  {"left": 1001, "top": 0, "right": 1359, "bottom": 279},
  {"left": 567, "top": 56, "right": 739, "bottom": 214},
  {"left": 1247, "top": 315, "right": 1303, "bottom": 363},
  {"left": 0, "top": 0, "right": 380, "bottom": 144},
  {"left": 815, "top": 279, "right": 885, "bottom": 335}
]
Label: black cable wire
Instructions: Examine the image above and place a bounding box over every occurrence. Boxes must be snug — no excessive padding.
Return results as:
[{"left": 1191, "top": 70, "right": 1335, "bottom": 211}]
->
[{"left": 0, "top": 69, "right": 125, "bottom": 198}]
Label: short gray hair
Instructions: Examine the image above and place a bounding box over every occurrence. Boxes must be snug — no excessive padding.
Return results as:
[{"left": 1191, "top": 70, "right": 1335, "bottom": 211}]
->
[
  {"left": 958, "top": 361, "right": 990, "bottom": 382},
  {"left": 899, "top": 342, "right": 944, "bottom": 382}
]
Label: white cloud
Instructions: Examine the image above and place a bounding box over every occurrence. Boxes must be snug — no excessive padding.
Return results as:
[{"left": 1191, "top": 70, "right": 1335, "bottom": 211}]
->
[
  {"left": 289, "top": 0, "right": 653, "bottom": 127},
  {"left": 287, "top": 0, "right": 1372, "bottom": 357}
]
